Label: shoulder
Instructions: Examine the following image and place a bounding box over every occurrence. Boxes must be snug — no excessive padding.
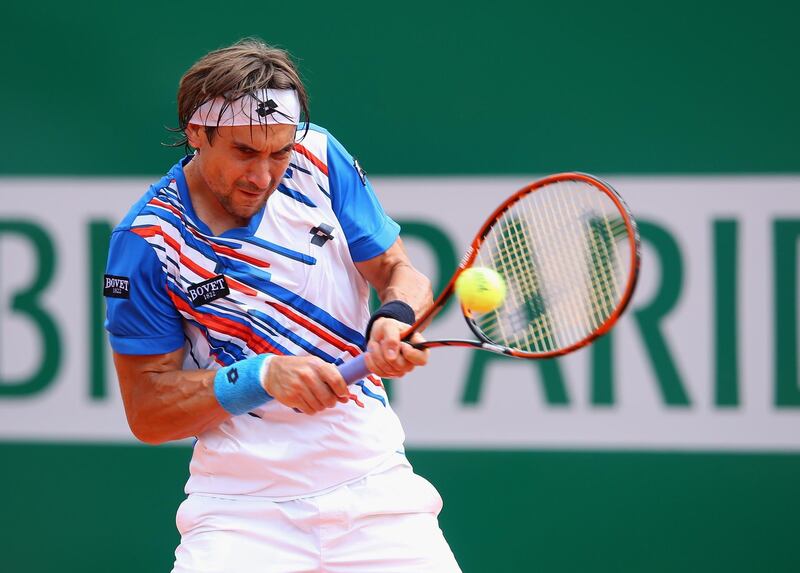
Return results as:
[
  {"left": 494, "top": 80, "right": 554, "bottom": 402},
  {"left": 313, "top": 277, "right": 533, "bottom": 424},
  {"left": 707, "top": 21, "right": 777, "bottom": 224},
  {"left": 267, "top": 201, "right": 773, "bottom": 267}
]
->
[
  {"left": 114, "top": 157, "right": 190, "bottom": 233},
  {"left": 293, "top": 124, "right": 358, "bottom": 174},
  {"left": 290, "top": 124, "right": 367, "bottom": 204},
  {"left": 294, "top": 123, "right": 330, "bottom": 154},
  {"left": 296, "top": 122, "right": 335, "bottom": 148},
  {"left": 109, "top": 164, "right": 193, "bottom": 277},
  {"left": 115, "top": 175, "right": 178, "bottom": 233}
]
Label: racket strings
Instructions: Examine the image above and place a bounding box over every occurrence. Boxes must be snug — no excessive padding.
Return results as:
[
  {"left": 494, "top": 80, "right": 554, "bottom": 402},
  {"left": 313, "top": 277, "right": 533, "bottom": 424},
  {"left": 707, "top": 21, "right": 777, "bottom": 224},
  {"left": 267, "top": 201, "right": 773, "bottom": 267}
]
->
[
  {"left": 478, "top": 217, "right": 555, "bottom": 352},
  {"left": 471, "top": 179, "right": 631, "bottom": 353},
  {"left": 587, "top": 217, "right": 622, "bottom": 323},
  {"left": 586, "top": 183, "right": 624, "bottom": 321},
  {"left": 531, "top": 182, "right": 606, "bottom": 346},
  {"left": 515, "top": 192, "right": 571, "bottom": 350},
  {"left": 530, "top": 182, "right": 593, "bottom": 345},
  {"left": 478, "top": 216, "right": 558, "bottom": 352},
  {"left": 480, "top": 224, "right": 522, "bottom": 345},
  {"left": 490, "top": 185, "right": 592, "bottom": 352},
  {"left": 546, "top": 181, "right": 624, "bottom": 337},
  {"left": 506, "top": 215, "right": 558, "bottom": 352},
  {"left": 563, "top": 182, "right": 619, "bottom": 332}
]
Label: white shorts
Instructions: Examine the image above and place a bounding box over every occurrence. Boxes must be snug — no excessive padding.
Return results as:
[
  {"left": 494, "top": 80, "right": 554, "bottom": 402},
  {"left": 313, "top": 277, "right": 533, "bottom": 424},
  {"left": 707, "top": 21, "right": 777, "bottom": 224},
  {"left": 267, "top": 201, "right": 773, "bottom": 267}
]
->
[{"left": 171, "top": 460, "right": 461, "bottom": 573}]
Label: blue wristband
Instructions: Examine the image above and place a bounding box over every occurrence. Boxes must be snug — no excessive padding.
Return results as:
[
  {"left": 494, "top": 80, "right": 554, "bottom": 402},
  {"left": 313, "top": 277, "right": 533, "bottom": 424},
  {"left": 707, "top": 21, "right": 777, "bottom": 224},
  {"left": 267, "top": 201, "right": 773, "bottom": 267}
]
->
[{"left": 213, "top": 355, "right": 274, "bottom": 415}]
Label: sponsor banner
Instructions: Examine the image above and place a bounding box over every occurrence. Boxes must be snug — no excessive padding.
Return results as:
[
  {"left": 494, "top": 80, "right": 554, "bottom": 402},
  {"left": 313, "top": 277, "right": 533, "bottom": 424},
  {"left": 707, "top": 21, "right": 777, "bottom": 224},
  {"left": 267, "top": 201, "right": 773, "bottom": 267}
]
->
[{"left": 0, "top": 175, "right": 799, "bottom": 449}]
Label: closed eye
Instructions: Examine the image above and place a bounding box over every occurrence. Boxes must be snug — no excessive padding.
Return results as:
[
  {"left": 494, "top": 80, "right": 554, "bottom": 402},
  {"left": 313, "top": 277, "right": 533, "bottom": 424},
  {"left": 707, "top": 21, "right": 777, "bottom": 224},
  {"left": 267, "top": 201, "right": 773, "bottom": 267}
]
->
[
  {"left": 235, "top": 145, "right": 257, "bottom": 156},
  {"left": 273, "top": 144, "right": 295, "bottom": 158}
]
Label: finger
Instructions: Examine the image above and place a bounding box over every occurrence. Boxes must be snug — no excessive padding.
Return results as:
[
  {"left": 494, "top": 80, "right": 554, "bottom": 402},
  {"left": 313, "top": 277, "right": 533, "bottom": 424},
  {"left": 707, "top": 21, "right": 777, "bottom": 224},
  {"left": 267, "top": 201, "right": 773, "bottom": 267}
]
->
[
  {"left": 298, "top": 382, "right": 328, "bottom": 413},
  {"left": 400, "top": 342, "right": 428, "bottom": 367},
  {"left": 320, "top": 364, "right": 350, "bottom": 400},
  {"left": 371, "top": 318, "right": 403, "bottom": 360},
  {"left": 307, "top": 378, "right": 339, "bottom": 410},
  {"left": 381, "top": 337, "right": 400, "bottom": 360},
  {"left": 363, "top": 347, "right": 379, "bottom": 375},
  {"left": 366, "top": 340, "right": 406, "bottom": 378},
  {"left": 386, "top": 349, "right": 409, "bottom": 372},
  {"left": 408, "top": 332, "right": 430, "bottom": 352},
  {"left": 292, "top": 396, "right": 316, "bottom": 415},
  {"left": 408, "top": 331, "right": 428, "bottom": 345}
]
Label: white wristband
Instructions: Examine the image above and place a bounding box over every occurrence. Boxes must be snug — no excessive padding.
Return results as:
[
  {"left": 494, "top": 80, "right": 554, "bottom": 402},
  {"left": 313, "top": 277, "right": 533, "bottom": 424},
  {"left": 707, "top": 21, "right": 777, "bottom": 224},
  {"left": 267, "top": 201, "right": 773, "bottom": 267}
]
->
[{"left": 259, "top": 355, "right": 274, "bottom": 389}]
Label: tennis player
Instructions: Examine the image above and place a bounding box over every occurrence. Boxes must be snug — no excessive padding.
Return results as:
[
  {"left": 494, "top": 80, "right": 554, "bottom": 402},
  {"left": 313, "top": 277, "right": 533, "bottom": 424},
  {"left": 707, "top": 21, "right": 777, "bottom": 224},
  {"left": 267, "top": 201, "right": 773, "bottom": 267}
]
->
[{"left": 104, "top": 39, "right": 461, "bottom": 572}]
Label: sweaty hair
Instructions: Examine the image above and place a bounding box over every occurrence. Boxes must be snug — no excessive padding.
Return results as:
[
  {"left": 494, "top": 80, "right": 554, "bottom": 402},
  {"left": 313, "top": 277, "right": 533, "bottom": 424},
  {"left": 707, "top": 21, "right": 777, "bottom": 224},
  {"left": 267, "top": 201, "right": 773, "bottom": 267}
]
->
[{"left": 169, "top": 38, "right": 310, "bottom": 148}]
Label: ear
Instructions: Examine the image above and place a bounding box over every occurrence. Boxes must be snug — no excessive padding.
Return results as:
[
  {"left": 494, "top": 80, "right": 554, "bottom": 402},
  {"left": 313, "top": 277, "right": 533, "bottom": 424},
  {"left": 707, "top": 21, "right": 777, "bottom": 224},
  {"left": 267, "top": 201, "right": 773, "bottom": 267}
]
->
[{"left": 185, "top": 123, "right": 206, "bottom": 149}]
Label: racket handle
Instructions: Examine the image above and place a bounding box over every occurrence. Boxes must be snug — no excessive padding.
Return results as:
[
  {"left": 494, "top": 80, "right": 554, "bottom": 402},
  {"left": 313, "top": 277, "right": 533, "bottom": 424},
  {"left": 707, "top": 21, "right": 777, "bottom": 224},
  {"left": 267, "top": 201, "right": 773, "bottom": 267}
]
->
[{"left": 338, "top": 354, "right": 372, "bottom": 384}]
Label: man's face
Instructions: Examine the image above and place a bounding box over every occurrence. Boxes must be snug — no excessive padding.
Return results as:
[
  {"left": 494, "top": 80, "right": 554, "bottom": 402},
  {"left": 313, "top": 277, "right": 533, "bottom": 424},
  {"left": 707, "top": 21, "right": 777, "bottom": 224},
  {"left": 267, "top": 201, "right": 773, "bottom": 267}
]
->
[{"left": 186, "top": 123, "right": 296, "bottom": 221}]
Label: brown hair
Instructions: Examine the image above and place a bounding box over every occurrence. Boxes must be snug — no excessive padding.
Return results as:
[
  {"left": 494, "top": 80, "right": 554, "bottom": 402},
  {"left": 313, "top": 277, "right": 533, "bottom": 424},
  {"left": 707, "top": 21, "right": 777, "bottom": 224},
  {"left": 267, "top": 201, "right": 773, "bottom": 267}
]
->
[{"left": 169, "top": 38, "right": 310, "bottom": 148}]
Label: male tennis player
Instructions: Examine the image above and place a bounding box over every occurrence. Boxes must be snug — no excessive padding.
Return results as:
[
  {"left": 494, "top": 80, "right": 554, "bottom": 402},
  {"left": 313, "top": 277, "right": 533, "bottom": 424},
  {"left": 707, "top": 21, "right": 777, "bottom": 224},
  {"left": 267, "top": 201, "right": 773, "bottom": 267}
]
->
[{"left": 104, "top": 39, "right": 461, "bottom": 572}]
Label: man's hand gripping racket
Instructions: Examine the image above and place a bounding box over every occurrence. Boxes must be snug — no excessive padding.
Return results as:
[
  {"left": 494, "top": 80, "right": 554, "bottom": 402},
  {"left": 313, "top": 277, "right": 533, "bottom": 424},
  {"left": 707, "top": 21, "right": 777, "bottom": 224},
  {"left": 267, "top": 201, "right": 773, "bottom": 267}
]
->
[{"left": 339, "top": 172, "right": 641, "bottom": 384}]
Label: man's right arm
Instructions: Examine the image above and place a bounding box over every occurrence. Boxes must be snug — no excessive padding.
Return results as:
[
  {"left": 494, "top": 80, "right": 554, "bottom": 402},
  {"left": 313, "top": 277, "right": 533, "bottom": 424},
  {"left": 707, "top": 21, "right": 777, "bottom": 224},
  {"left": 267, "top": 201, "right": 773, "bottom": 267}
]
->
[
  {"left": 113, "top": 348, "right": 226, "bottom": 444},
  {"left": 114, "top": 349, "right": 351, "bottom": 444},
  {"left": 106, "top": 229, "right": 349, "bottom": 444}
]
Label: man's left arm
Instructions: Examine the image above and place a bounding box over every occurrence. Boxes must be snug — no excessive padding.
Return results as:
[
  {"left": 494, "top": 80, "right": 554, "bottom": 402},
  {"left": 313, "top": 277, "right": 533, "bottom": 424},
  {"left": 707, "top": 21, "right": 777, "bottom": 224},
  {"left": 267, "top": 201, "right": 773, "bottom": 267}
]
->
[{"left": 355, "top": 237, "right": 433, "bottom": 378}]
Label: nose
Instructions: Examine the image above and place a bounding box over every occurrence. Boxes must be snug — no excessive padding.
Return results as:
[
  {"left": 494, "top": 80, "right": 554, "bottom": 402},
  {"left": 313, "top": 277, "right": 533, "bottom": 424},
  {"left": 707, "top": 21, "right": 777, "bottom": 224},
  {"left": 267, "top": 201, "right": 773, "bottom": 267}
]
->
[{"left": 245, "top": 159, "right": 274, "bottom": 191}]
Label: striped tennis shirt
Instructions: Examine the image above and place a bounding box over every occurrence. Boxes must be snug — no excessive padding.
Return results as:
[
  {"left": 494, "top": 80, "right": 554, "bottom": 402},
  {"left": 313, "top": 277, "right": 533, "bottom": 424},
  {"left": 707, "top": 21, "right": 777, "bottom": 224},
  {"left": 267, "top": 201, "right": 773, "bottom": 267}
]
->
[{"left": 105, "top": 124, "right": 406, "bottom": 499}]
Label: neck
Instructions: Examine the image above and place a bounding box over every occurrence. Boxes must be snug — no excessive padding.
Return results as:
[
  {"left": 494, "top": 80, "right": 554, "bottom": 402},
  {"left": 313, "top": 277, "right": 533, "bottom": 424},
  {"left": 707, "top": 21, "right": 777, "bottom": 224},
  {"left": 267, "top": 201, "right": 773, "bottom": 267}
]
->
[{"left": 183, "top": 157, "right": 248, "bottom": 235}]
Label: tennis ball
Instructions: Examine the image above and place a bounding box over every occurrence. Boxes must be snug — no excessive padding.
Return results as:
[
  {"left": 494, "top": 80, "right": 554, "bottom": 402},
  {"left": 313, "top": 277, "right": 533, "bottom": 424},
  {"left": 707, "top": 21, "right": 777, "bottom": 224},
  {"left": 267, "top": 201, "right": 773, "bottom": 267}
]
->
[{"left": 455, "top": 267, "right": 506, "bottom": 313}]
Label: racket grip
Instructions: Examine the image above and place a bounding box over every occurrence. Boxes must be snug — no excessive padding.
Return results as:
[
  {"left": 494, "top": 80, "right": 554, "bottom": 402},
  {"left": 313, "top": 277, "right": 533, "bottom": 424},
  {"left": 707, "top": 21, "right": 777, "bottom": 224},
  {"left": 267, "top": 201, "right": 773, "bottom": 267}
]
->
[{"left": 338, "top": 354, "right": 372, "bottom": 385}]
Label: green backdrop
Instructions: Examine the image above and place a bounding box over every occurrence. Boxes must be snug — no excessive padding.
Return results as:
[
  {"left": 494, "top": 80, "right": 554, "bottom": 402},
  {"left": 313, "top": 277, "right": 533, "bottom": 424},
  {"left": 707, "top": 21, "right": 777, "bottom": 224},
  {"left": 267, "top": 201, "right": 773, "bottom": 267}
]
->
[
  {"left": 3, "top": 444, "right": 798, "bottom": 572},
  {"left": 2, "top": 1, "right": 799, "bottom": 572},
  {"left": 2, "top": 1, "right": 799, "bottom": 175}
]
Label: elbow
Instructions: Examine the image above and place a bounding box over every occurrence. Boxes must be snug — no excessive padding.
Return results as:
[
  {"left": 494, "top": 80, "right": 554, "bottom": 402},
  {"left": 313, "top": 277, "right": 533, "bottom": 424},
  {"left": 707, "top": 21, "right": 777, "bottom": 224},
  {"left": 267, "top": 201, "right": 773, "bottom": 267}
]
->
[
  {"left": 126, "top": 413, "right": 169, "bottom": 445},
  {"left": 129, "top": 424, "right": 166, "bottom": 446},
  {"left": 119, "top": 377, "right": 175, "bottom": 445},
  {"left": 127, "top": 410, "right": 200, "bottom": 445},
  {"left": 132, "top": 431, "right": 168, "bottom": 446}
]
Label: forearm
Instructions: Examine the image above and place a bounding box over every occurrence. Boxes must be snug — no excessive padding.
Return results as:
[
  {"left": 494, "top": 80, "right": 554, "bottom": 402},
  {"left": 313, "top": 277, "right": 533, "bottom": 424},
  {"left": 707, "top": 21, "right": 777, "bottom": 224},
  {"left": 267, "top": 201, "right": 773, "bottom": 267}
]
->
[
  {"left": 114, "top": 351, "right": 230, "bottom": 445},
  {"left": 377, "top": 261, "right": 433, "bottom": 318},
  {"left": 359, "top": 258, "right": 433, "bottom": 378},
  {"left": 351, "top": 240, "right": 434, "bottom": 377}
]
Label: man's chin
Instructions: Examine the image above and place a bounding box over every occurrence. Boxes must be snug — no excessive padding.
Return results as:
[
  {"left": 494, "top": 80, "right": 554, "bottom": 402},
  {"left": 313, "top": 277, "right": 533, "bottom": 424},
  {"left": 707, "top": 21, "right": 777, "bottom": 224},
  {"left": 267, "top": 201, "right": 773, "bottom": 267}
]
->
[
  {"left": 219, "top": 189, "right": 271, "bottom": 221},
  {"left": 231, "top": 200, "right": 267, "bottom": 220}
]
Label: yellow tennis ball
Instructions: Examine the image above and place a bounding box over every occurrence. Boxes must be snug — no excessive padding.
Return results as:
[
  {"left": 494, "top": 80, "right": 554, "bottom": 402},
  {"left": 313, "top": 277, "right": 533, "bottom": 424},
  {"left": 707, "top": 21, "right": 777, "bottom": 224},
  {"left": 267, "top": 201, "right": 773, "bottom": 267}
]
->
[{"left": 455, "top": 267, "right": 506, "bottom": 313}]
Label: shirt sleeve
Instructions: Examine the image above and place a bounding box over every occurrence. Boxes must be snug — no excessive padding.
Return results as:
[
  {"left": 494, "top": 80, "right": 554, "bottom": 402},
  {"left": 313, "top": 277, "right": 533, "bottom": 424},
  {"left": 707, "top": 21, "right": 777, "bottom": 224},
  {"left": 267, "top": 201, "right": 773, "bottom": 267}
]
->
[
  {"left": 327, "top": 133, "right": 400, "bottom": 262},
  {"left": 104, "top": 229, "right": 185, "bottom": 355}
]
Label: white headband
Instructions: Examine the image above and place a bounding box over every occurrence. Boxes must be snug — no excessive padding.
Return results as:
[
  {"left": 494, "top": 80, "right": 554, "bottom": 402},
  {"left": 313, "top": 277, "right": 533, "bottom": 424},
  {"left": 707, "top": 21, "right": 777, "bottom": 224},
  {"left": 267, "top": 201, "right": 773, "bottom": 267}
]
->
[{"left": 189, "top": 89, "right": 301, "bottom": 127}]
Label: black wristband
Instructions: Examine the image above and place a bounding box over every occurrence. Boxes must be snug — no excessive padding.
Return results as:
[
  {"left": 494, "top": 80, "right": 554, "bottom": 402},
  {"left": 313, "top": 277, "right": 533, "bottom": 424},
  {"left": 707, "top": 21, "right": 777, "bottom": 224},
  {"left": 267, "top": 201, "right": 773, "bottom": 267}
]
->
[{"left": 365, "top": 300, "right": 416, "bottom": 341}]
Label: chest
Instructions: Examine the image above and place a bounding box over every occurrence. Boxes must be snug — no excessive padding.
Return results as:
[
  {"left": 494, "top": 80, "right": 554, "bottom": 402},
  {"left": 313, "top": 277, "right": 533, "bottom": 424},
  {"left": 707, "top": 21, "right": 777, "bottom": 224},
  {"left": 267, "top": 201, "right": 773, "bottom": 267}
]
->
[{"left": 166, "top": 192, "right": 353, "bottom": 315}]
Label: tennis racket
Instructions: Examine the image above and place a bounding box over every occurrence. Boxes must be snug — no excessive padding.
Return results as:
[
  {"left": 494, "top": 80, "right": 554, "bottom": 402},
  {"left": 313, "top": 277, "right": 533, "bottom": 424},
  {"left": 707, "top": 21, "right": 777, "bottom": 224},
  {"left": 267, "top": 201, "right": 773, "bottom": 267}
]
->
[{"left": 338, "top": 172, "right": 640, "bottom": 384}]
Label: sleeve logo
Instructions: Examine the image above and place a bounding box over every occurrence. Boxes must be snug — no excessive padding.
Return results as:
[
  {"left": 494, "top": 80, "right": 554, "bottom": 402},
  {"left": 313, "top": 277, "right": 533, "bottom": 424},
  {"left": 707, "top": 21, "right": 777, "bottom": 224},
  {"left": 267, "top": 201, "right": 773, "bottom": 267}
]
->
[
  {"left": 103, "top": 275, "right": 130, "bottom": 299},
  {"left": 187, "top": 275, "right": 230, "bottom": 308},
  {"left": 353, "top": 158, "right": 367, "bottom": 186}
]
